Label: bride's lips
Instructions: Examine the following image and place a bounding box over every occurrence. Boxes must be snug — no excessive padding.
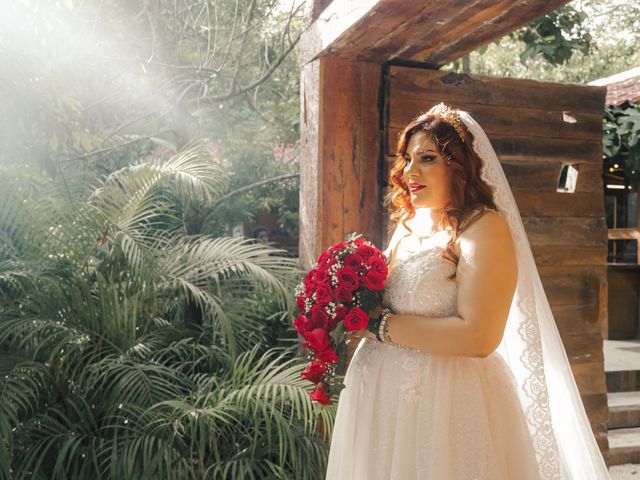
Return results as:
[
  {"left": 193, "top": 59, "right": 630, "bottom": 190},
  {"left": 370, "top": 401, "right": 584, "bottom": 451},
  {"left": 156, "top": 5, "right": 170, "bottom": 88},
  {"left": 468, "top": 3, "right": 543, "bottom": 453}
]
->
[{"left": 409, "top": 182, "right": 426, "bottom": 192}]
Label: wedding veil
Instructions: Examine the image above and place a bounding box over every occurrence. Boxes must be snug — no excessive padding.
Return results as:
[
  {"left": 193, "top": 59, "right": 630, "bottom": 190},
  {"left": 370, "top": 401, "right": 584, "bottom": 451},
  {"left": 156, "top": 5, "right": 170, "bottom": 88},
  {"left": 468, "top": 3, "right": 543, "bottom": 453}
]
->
[{"left": 454, "top": 109, "right": 611, "bottom": 479}]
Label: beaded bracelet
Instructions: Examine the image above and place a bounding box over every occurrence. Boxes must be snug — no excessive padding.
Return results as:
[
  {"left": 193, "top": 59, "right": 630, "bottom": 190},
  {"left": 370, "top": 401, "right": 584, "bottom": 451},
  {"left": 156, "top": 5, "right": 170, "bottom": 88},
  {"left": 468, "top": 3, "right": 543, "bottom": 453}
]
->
[
  {"left": 379, "top": 309, "right": 394, "bottom": 344},
  {"left": 368, "top": 307, "right": 391, "bottom": 341},
  {"left": 379, "top": 312, "right": 393, "bottom": 343},
  {"left": 376, "top": 308, "right": 391, "bottom": 343}
]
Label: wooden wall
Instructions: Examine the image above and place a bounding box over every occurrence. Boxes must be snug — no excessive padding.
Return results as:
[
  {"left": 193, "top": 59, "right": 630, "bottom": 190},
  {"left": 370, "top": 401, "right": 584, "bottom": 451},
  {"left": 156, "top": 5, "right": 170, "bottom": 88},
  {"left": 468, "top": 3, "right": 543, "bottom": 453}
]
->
[{"left": 384, "top": 65, "right": 610, "bottom": 453}]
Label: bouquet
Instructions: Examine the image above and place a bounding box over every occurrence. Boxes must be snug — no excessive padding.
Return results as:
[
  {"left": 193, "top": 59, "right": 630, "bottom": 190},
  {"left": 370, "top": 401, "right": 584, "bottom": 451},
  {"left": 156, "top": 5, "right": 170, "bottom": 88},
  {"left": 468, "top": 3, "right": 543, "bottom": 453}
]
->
[{"left": 294, "top": 232, "right": 389, "bottom": 405}]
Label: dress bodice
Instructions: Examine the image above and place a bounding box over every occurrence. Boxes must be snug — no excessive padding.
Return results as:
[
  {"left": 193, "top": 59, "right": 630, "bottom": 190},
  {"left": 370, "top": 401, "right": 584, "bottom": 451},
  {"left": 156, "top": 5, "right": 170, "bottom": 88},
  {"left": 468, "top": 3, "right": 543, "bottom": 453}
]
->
[{"left": 382, "top": 232, "right": 458, "bottom": 318}]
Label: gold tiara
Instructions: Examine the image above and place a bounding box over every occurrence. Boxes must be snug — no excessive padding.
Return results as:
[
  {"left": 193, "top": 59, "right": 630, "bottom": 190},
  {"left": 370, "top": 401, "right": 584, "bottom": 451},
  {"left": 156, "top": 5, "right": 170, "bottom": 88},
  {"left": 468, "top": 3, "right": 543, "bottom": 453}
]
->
[{"left": 423, "top": 102, "right": 466, "bottom": 143}]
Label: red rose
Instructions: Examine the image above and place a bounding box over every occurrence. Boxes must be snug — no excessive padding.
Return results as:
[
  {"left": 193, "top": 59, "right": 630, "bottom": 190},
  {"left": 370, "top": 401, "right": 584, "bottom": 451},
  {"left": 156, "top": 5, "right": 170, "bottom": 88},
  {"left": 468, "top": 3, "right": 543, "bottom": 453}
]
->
[
  {"left": 301, "top": 359, "right": 327, "bottom": 383},
  {"left": 317, "top": 251, "right": 331, "bottom": 265},
  {"left": 333, "top": 242, "right": 347, "bottom": 251},
  {"left": 333, "top": 286, "right": 352, "bottom": 303},
  {"left": 303, "top": 270, "right": 316, "bottom": 285},
  {"left": 343, "top": 307, "right": 369, "bottom": 331},
  {"left": 310, "top": 383, "right": 332, "bottom": 405},
  {"left": 362, "top": 270, "right": 385, "bottom": 291},
  {"left": 305, "top": 280, "right": 316, "bottom": 296},
  {"left": 310, "top": 305, "right": 329, "bottom": 329},
  {"left": 334, "top": 305, "right": 348, "bottom": 321},
  {"left": 294, "top": 314, "right": 309, "bottom": 334},
  {"left": 315, "top": 268, "right": 329, "bottom": 282},
  {"left": 336, "top": 267, "right": 359, "bottom": 291},
  {"left": 296, "top": 295, "right": 306, "bottom": 312},
  {"left": 343, "top": 252, "right": 364, "bottom": 270},
  {"left": 315, "top": 283, "right": 333, "bottom": 304},
  {"left": 326, "top": 314, "right": 340, "bottom": 331},
  {"left": 317, "top": 347, "right": 339, "bottom": 363},
  {"left": 304, "top": 328, "right": 331, "bottom": 351},
  {"left": 356, "top": 244, "right": 376, "bottom": 259},
  {"left": 367, "top": 255, "right": 388, "bottom": 276}
]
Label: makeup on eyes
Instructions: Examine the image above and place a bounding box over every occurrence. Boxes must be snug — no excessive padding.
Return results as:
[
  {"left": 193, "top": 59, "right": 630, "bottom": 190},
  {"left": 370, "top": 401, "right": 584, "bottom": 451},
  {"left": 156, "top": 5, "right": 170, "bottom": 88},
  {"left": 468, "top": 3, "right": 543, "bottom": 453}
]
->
[{"left": 402, "top": 153, "right": 437, "bottom": 163}]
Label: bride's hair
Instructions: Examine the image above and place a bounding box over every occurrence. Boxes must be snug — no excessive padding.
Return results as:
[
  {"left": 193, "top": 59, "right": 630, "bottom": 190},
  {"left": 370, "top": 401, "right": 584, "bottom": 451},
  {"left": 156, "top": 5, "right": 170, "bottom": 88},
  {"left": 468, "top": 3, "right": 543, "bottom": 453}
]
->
[{"left": 384, "top": 109, "right": 498, "bottom": 277}]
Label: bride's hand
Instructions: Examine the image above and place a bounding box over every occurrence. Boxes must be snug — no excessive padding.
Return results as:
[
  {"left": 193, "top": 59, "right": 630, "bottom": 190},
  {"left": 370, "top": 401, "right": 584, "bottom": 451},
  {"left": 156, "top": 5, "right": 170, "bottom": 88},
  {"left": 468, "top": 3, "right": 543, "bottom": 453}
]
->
[{"left": 346, "top": 328, "right": 377, "bottom": 343}]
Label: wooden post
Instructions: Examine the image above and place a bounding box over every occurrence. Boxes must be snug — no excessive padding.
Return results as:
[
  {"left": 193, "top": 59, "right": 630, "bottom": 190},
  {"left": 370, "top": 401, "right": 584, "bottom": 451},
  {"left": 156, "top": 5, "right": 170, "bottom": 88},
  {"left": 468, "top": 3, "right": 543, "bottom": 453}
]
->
[{"left": 299, "top": 57, "right": 384, "bottom": 270}]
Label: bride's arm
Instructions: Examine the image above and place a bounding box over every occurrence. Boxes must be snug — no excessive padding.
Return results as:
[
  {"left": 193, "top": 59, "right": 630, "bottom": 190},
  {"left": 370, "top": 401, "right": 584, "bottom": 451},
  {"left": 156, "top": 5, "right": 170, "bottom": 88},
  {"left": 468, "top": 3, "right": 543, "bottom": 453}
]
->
[{"left": 384, "top": 211, "right": 518, "bottom": 358}]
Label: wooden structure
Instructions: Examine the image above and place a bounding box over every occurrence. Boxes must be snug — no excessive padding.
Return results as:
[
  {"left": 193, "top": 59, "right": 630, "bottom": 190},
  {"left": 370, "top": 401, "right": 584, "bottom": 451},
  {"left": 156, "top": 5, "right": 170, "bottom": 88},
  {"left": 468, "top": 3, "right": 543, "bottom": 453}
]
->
[{"left": 299, "top": 0, "right": 610, "bottom": 461}]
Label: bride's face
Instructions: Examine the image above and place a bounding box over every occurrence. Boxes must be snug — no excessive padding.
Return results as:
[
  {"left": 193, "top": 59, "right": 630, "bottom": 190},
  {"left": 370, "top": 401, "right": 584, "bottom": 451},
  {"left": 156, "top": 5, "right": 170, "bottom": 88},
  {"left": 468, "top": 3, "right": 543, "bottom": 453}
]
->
[{"left": 402, "top": 130, "right": 452, "bottom": 210}]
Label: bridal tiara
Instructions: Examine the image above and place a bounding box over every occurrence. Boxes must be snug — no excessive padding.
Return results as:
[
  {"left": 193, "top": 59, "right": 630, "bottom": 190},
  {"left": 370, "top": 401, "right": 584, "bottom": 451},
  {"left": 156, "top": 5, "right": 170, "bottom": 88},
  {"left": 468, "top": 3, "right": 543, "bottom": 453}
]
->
[{"left": 420, "top": 102, "right": 466, "bottom": 143}]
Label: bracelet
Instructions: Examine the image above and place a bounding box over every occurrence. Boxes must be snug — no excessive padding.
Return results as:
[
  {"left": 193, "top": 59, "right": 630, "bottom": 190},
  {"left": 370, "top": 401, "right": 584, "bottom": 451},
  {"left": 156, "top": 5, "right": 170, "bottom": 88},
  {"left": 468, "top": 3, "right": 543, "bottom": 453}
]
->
[
  {"left": 368, "top": 307, "right": 391, "bottom": 341},
  {"left": 377, "top": 308, "right": 393, "bottom": 343}
]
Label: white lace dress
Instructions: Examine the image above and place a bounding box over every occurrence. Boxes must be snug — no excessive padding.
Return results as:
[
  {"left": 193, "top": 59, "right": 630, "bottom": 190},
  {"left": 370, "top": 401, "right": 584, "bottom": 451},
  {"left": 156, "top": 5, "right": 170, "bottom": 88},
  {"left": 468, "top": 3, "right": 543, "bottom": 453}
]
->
[{"left": 324, "top": 230, "right": 542, "bottom": 480}]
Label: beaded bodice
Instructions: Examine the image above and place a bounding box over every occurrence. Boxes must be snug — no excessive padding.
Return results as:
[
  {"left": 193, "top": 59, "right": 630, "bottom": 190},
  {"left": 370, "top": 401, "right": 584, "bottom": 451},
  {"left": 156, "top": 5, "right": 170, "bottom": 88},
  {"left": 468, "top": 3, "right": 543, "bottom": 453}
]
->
[{"left": 382, "top": 231, "right": 458, "bottom": 318}]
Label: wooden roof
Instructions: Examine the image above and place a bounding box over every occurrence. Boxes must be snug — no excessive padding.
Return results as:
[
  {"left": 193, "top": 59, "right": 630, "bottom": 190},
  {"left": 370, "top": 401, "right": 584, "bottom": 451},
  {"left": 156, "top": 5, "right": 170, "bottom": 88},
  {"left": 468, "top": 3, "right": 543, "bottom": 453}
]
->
[
  {"left": 589, "top": 67, "right": 640, "bottom": 107},
  {"left": 301, "top": 0, "right": 572, "bottom": 67}
]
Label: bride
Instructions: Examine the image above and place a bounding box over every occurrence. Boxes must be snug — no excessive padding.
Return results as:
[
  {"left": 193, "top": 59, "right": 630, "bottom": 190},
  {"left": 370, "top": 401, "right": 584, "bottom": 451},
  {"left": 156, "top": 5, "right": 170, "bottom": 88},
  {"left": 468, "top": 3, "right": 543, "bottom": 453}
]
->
[{"left": 323, "top": 103, "right": 611, "bottom": 479}]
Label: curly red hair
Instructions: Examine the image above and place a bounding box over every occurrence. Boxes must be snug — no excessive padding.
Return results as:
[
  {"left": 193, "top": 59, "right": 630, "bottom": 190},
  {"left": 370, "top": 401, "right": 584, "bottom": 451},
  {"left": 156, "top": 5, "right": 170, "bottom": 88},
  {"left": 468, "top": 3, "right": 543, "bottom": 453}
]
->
[{"left": 383, "top": 106, "right": 498, "bottom": 279}]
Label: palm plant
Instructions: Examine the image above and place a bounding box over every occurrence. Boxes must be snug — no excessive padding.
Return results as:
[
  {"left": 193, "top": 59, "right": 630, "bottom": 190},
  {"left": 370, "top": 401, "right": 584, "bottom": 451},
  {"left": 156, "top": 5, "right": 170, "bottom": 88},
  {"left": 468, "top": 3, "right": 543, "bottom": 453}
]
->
[{"left": 0, "top": 142, "right": 334, "bottom": 479}]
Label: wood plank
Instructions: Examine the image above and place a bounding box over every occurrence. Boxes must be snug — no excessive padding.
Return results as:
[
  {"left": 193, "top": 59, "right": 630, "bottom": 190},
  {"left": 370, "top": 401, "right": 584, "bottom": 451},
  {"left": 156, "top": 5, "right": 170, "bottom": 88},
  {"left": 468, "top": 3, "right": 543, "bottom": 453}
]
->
[
  {"left": 514, "top": 191, "right": 605, "bottom": 217},
  {"left": 538, "top": 265, "right": 607, "bottom": 288},
  {"left": 386, "top": 134, "right": 602, "bottom": 164},
  {"left": 419, "top": 1, "right": 574, "bottom": 66},
  {"left": 505, "top": 161, "right": 600, "bottom": 192},
  {"left": 388, "top": 102, "right": 603, "bottom": 142},
  {"left": 562, "top": 333, "right": 606, "bottom": 368},
  {"left": 544, "top": 282, "right": 601, "bottom": 307},
  {"left": 532, "top": 245, "right": 607, "bottom": 266},
  {"left": 551, "top": 303, "right": 602, "bottom": 337},
  {"left": 571, "top": 371, "right": 607, "bottom": 397},
  {"left": 581, "top": 393, "right": 609, "bottom": 423},
  {"left": 389, "top": 67, "right": 607, "bottom": 112},
  {"left": 358, "top": 0, "right": 505, "bottom": 61},
  {"left": 501, "top": 162, "right": 603, "bottom": 193},
  {"left": 326, "top": 0, "right": 439, "bottom": 60},
  {"left": 299, "top": 0, "right": 381, "bottom": 65},
  {"left": 522, "top": 217, "right": 608, "bottom": 246},
  {"left": 383, "top": 155, "right": 605, "bottom": 193}
]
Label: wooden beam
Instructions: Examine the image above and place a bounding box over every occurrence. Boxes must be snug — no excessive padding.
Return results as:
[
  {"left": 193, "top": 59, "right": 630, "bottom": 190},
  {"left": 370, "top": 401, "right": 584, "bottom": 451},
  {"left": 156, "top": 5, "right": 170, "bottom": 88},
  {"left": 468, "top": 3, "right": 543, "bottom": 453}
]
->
[
  {"left": 300, "top": 0, "right": 573, "bottom": 67},
  {"left": 299, "top": 57, "right": 384, "bottom": 270}
]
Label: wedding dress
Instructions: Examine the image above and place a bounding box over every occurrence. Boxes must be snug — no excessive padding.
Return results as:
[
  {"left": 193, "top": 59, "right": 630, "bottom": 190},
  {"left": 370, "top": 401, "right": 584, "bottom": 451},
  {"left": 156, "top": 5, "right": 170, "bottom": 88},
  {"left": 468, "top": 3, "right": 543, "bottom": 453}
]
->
[{"left": 324, "top": 210, "right": 543, "bottom": 480}]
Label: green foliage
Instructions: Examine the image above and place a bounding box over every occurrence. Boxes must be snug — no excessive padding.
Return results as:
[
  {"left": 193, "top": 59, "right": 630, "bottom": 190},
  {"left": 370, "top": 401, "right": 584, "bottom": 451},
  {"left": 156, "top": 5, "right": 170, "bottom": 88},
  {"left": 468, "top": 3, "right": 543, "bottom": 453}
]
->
[
  {"left": 0, "top": 146, "right": 332, "bottom": 479},
  {"left": 603, "top": 103, "right": 640, "bottom": 180},
  {"left": 511, "top": 5, "right": 592, "bottom": 65}
]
